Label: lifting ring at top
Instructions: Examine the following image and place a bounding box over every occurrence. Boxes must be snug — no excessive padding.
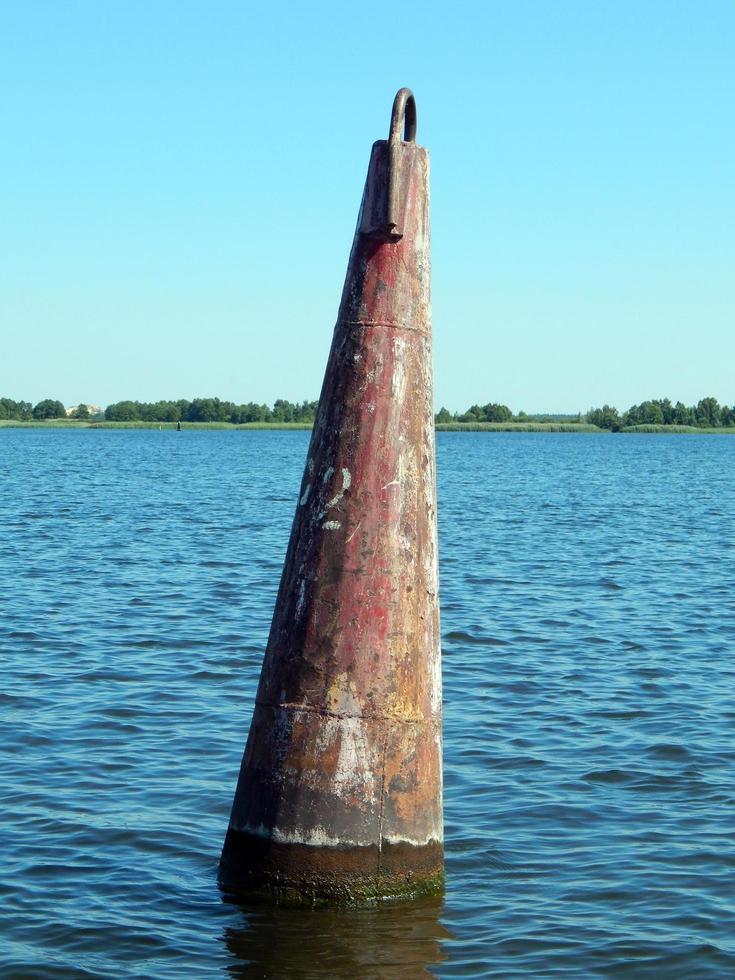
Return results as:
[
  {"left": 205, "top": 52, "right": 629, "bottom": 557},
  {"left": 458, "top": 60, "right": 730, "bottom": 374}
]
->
[{"left": 389, "top": 88, "right": 417, "bottom": 143}]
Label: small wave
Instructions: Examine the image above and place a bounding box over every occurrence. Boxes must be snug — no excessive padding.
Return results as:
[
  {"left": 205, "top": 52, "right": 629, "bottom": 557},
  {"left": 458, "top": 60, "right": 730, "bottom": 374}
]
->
[
  {"left": 582, "top": 768, "right": 635, "bottom": 784},
  {"left": 645, "top": 742, "right": 692, "bottom": 761},
  {"left": 595, "top": 708, "right": 648, "bottom": 720},
  {"left": 443, "top": 630, "right": 508, "bottom": 646}
]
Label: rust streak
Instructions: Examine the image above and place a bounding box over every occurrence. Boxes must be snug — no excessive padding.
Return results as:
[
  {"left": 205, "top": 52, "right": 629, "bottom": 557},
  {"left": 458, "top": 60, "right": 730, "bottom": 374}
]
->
[{"left": 219, "top": 87, "right": 443, "bottom": 906}]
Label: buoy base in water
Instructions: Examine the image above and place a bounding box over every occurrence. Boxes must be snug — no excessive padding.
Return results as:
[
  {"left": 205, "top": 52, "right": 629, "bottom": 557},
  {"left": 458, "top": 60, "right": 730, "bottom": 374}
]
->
[{"left": 219, "top": 829, "right": 444, "bottom": 907}]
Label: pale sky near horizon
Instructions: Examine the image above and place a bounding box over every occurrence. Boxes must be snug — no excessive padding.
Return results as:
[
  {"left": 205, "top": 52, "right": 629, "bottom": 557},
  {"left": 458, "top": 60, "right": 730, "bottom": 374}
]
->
[{"left": 1, "top": 1, "right": 733, "bottom": 414}]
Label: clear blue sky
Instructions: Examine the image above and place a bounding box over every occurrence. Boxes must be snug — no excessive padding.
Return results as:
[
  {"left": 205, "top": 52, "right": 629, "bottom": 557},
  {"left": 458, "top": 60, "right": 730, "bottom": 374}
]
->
[{"left": 1, "top": 1, "right": 733, "bottom": 413}]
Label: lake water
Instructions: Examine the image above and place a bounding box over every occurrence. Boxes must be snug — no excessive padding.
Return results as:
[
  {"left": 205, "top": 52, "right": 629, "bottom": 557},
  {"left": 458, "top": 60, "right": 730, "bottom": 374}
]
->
[{"left": 2, "top": 429, "right": 734, "bottom": 978}]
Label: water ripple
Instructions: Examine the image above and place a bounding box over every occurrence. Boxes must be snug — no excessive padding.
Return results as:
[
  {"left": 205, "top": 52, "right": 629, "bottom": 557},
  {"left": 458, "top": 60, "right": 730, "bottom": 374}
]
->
[{"left": 1, "top": 430, "right": 735, "bottom": 976}]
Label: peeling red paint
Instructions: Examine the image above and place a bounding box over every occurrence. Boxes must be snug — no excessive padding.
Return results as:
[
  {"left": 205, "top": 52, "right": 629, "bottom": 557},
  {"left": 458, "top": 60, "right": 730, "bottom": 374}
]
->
[{"left": 220, "top": 90, "right": 442, "bottom": 904}]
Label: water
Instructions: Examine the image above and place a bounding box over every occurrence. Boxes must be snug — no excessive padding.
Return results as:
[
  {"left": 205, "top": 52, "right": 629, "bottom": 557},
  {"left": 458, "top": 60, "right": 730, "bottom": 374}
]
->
[{"left": 2, "top": 429, "right": 734, "bottom": 978}]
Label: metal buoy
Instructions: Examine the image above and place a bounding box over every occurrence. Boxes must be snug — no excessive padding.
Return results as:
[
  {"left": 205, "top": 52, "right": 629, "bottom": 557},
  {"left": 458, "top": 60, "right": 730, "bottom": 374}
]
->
[{"left": 220, "top": 88, "right": 442, "bottom": 905}]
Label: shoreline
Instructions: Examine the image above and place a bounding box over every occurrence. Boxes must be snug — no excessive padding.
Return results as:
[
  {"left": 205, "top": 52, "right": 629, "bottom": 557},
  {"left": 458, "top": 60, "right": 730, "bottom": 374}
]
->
[{"left": 2, "top": 420, "right": 735, "bottom": 434}]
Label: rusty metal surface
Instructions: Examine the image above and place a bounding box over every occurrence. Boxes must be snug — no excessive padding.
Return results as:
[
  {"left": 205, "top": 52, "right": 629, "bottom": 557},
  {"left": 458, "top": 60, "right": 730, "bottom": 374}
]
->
[
  {"left": 387, "top": 87, "right": 417, "bottom": 239},
  {"left": 361, "top": 87, "right": 418, "bottom": 242},
  {"left": 220, "top": 89, "right": 442, "bottom": 904}
]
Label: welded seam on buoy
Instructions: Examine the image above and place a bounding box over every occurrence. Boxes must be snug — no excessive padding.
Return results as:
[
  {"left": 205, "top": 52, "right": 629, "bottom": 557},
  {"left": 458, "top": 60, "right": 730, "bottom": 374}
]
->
[
  {"left": 254, "top": 699, "right": 434, "bottom": 724},
  {"left": 342, "top": 319, "right": 428, "bottom": 335}
]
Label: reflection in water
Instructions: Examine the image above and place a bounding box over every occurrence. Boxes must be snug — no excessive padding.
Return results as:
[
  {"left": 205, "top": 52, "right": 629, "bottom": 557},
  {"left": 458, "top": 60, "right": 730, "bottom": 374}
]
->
[{"left": 222, "top": 894, "right": 452, "bottom": 979}]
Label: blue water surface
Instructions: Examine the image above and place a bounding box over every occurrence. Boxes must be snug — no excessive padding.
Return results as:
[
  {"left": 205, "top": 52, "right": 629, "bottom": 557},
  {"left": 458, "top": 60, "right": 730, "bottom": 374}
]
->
[{"left": 1, "top": 429, "right": 734, "bottom": 978}]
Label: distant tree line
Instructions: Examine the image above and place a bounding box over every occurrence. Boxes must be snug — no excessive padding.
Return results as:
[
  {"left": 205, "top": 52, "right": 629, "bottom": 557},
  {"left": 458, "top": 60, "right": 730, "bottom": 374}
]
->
[
  {"left": 103, "top": 398, "right": 319, "bottom": 423},
  {"left": 2, "top": 395, "right": 733, "bottom": 428},
  {"left": 585, "top": 397, "right": 735, "bottom": 431},
  {"left": 0, "top": 396, "right": 319, "bottom": 424},
  {"left": 434, "top": 403, "right": 582, "bottom": 424},
  {"left": 435, "top": 397, "right": 735, "bottom": 429},
  {"left": 0, "top": 397, "right": 90, "bottom": 420}
]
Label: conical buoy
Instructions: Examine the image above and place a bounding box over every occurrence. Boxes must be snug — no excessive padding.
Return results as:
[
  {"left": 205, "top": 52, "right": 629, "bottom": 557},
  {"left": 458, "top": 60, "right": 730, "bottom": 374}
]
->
[{"left": 220, "top": 88, "right": 442, "bottom": 905}]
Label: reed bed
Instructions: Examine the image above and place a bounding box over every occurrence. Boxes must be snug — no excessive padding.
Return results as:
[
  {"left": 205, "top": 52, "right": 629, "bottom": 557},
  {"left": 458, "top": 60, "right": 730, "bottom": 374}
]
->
[
  {"left": 621, "top": 424, "right": 735, "bottom": 434},
  {"left": 434, "top": 422, "right": 601, "bottom": 432}
]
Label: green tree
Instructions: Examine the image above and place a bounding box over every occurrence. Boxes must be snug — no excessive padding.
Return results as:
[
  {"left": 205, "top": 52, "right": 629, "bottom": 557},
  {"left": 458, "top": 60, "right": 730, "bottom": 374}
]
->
[
  {"left": 71, "top": 403, "right": 90, "bottom": 419},
  {"left": 237, "top": 402, "right": 272, "bottom": 423},
  {"left": 272, "top": 399, "right": 296, "bottom": 422},
  {"left": 673, "top": 401, "right": 695, "bottom": 425},
  {"left": 435, "top": 407, "right": 453, "bottom": 423},
  {"left": 293, "top": 400, "right": 318, "bottom": 423},
  {"left": 33, "top": 399, "right": 66, "bottom": 419},
  {"left": 481, "top": 402, "right": 512, "bottom": 422},
  {"left": 623, "top": 400, "right": 664, "bottom": 426},
  {"left": 696, "top": 397, "right": 721, "bottom": 427},
  {"left": 155, "top": 401, "right": 181, "bottom": 421},
  {"left": 185, "top": 398, "right": 228, "bottom": 422},
  {"left": 105, "top": 401, "right": 141, "bottom": 421},
  {"left": 586, "top": 405, "right": 621, "bottom": 430},
  {"left": 0, "top": 398, "right": 32, "bottom": 420}
]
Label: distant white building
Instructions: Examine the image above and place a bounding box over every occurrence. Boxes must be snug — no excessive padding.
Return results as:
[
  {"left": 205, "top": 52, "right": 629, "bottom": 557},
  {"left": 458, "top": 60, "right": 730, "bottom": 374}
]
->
[{"left": 66, "top": 404, "right": 103, "bottom": 417}]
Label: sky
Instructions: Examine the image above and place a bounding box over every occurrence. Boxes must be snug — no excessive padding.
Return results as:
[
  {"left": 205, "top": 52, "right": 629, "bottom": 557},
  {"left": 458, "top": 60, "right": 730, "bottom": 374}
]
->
[{"left": 1, "top": 1, "right": 733, "bottom": 414}]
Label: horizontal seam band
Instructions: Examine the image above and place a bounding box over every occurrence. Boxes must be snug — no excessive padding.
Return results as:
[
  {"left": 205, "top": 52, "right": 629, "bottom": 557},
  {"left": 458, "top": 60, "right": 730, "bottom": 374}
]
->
[
  {"left": 255, "top": 698, "right": 436, "bottom": 725},
  {"left": 341, "top": 319, "right": 428, "bottom": 335}
]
